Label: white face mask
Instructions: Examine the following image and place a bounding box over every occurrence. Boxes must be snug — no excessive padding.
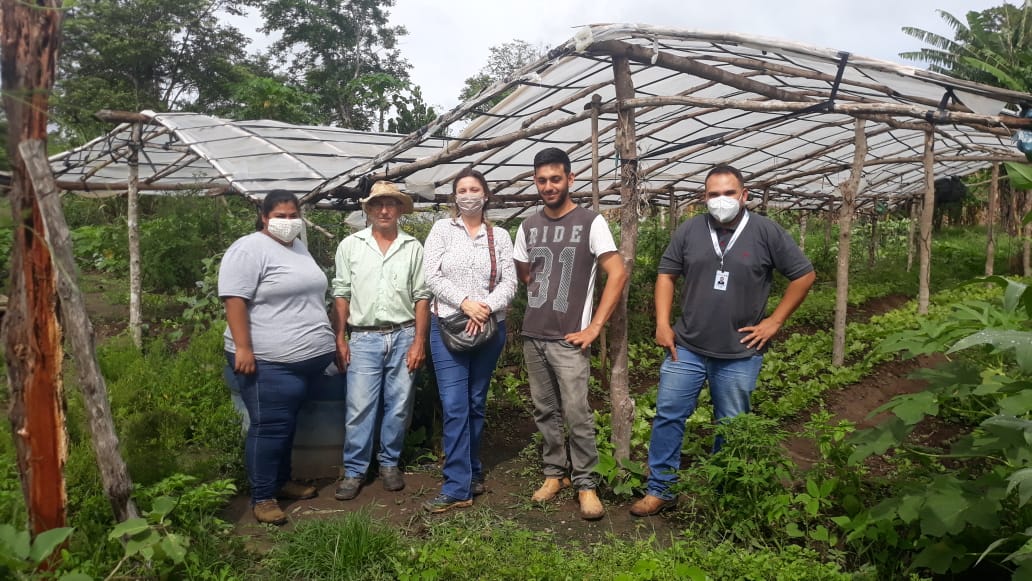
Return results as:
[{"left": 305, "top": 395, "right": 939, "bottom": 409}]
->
[
  {"left": 267, "top": 218, "right": 303, "bottom": 243},
  {"left": 455, "top": 193, "right": 485, "bottom": 217},
  {"left": 706, "top": 196, "right": 742, "bottom": 223}
]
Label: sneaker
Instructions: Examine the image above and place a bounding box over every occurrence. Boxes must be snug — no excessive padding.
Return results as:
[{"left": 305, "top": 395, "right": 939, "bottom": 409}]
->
[
  {"left": 252, "top": 499, "right": 287, "bottom": 525},
  {"left": 472, "top": 479, "right": 486, "bottom": 497},
  {"left": 423, "top": 494, "right": 473, "bottom": 514},
  {"left": 334, "top": 477, "right": 363, "bottom": 501},
  {"left": 380, "top": 466, "right": 405, "bottom": 491},
  {"left": 531, "top": 477, "right": 571, "bottom": 502},
  {"left": 629, "top": 494, "right": 675, "bottom": 517},
  {"left": 577, "top": 489, "right": 605, "bottom": 521},
  {"left": 278, "top": 481, "right": 317, "bottom": 500}
]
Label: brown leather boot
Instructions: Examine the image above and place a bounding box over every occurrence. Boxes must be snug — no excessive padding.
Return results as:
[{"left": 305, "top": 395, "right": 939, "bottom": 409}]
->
[
  {"left": 577, "top": 489, "right": 605, "bottom": 520},
  {"left": 278, "top": 481, "right": 317, "bottom": 500},
  {"left": 531, "top": 477, "right": 571, "bottom": 502},
  {"left": 629, "top": 494, "right": 675, "bottom": 517},
  {"left": 253, "top": 499, "right": 287, "bottom": 525}
]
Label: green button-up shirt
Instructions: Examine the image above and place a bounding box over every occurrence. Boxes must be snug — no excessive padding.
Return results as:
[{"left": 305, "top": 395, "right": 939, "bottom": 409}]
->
[{"left": 331, "top": 227, "right": 431, "bottom": 327}]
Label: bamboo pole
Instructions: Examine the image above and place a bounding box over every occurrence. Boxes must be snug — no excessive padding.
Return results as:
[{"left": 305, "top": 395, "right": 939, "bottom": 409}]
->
[
  {"left": 1, "top": 0, "right": 68, "bottom": 536},
  {"left": 20, "top": 140, "right": 140, "bottom": 522},
  {"left": 607, "top": 57, "right": 637, "bottom": 463},
  {"left": 127, "top": 123, "right": 142, "bottom": 348},
  {"left": 986, "top": 163, "right": 999, "bottom": 276},
  {"left": 917, "top": 131, "right": 936, "bottom": 315},
  {"left": 832, "top": 119, "right": 867, "bottom": 367}
]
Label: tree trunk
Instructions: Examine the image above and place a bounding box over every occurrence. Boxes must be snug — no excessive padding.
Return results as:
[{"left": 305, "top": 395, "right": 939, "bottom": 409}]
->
[
  {"left": 986, "top": 163, "right": 999, "bottom": 276},
  {"left": 1, "top": 0, "right": 68, "bottom": 535},
  {"left": 128, "top": 123, "right": 142, "bottom": 348},
  {"left": 607, "top": 57, "right": 637, "bottom": 463},
  {"left": 832, "top": 120, "right": 866, "bottom": 367},
  {"left": 917, "top": 131, "right": 936, "bottom": 315}
]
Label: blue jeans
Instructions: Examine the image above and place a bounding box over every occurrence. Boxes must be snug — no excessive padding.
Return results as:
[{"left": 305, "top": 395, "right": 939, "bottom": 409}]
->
[
  {"left": 343, "top": 326, "right": 416, "bottom": 478},
  {"left": 429, "top": 317, "right": 506, "bottom": 500},
  {"left": 227, "top": 351, "right": 335, "bottom": 503},
  {"left": 645, "top": 346, "right": 763, "bottom": 500}
]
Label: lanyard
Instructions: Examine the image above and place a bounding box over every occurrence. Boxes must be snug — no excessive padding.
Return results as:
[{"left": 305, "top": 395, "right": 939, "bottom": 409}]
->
[{"left": 708, "top": 210, "right": 750, "bottom": 271}]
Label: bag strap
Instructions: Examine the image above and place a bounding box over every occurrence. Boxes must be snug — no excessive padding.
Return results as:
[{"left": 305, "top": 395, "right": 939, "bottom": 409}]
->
[{"left": 435, "top": 222, "right": 497, "bottom": 316}]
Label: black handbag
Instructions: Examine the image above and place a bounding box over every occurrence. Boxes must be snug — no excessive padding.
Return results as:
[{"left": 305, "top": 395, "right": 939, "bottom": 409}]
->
[{"left": 436, "top": 225, "right": 498, "bottom": 353}]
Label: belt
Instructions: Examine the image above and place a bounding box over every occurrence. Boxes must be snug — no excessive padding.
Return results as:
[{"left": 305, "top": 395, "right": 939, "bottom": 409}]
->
[{"left": 348, "top": 320, "right": 415, "bottom": 333}]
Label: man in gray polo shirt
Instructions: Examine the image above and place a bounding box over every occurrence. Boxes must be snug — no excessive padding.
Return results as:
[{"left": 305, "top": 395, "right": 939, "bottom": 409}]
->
[{"left": 630, "top": 164, "right": 815, "bottom": 517}]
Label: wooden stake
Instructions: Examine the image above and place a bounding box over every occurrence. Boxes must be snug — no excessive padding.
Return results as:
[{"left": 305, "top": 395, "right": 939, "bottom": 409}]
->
[
  {"left": 607, "top": 57, "right": 637, "bottom": 463},
  {"left": 907, "top": 198, "right": 918, "bottom": 272},
  {"left": 918, "top": 131, "right": 936, "bottom": 315},
  {"left": 986, "top": 163, "right": 999, "bottom": 276},
  {"left": 832, "top": 119, "right": 867, "bottom": 367},
  {"left": 127, "top": 123, "right": 142, "bottom": 347}
]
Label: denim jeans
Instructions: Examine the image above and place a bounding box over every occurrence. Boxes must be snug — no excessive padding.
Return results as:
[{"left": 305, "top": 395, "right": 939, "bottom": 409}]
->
[
  {"left": 645, "top": 346, "right": 763, "bottom": 500},
  {"left": 523, "top": 338, "right": 598, "bottom": 490},
  {"left": 227, "top": 351, "right": 335, "bottom": 503},
  {"left": 343, "top": 325, "right": 416, "bottom": 479},
  {"left": 429, "top": 317, "right": 506, "bottom": 500}
]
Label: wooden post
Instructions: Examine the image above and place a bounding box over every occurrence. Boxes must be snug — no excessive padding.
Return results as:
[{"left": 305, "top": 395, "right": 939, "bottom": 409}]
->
[
  {"left": 1, "top": 0, "right": 68, "bottom": 535},
  {"left": 127, "top": 122, "right": 142, "bottom": 348},
  {"left": 986, "top": 163, "right": 999, "bottom": 276},
  {"left": 832, "top": 119, "right": 867, "bottom": 367},
  {"left": 824, "top": 208, "right": 833, "bottom": 250},
  {"left": 20, "top": 140, "right": 139, "bottom": 522},
  {"left": 867, "top": 210, "right": 879, "bottom": 269},
  {"left": 1023, "top": 191, "right": 1032, "bottom": 276},
  {"left": 906, "top": 198, "right": 918, "bottom": 272},
  {"left": 607, "top": 57, "right": 637, "bottom": 463},
  {"left": 669, "top": 188, "right": 678, "bottom": 234},
  {"left": 590, "top": 94, "right": 602, "bottom": 211},
  {"left": 917, "top": 130, "right": 936, "bottom": 315},
  {"left": 799, "top": 211, "right": 808, "bottom": 252}
]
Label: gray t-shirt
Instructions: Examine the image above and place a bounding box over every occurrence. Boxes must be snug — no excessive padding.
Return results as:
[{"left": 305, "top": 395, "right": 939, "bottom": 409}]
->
[
  {"left": 218, "top": 232, "right": 335, "bottom": 363},
  {"left": 659, "top": 211, "right": 813, "bottom": 359},
  {"left": 514, "top": 207, "right": 618, "bottom": 339}
]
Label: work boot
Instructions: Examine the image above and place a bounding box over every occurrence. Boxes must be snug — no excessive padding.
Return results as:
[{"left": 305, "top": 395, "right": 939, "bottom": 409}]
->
[
  {"left": 629, "top": 494, "right": 675, "bottom": 517},
  {"left": 531, "top": 477, "right": 571, "bottom": 502},
  {"left": 380, "top": 466, "right": 405, "bottom": 491},
  {"left": 334, "top": 477, "right": 363, "bottom": 501},
  {"left": 252, "top": 499, "right": 287, "bottom": 526},
  {"left": 577, "top": 489, "right": 605, "bottom": 521},
  {"left": 422, "top": 494, "right": 473, "bottom": 514},
  {"left": 472, "top": 478, "right": 487, "bottom": 497},
  {"left": 277, "top": 481, "right": 317, "bottom": 500}
]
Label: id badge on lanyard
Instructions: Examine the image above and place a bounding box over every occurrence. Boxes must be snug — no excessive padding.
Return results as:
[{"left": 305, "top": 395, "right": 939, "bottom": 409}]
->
[{"left": 708, "top": 211, "right": 749, "bottom": 292}]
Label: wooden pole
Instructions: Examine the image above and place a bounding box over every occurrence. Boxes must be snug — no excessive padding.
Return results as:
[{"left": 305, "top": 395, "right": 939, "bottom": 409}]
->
[
  {"left": 986, "top": 163, "right": 999, "bottom": 276},
  {"left": 1023, "top": 191, "right": 1032, "bottom": 276},
  {"left": 867, "top": 210, "right": 879, "bottom": 269},
  {"left": 127, "top": 123, "right": 142, "bottom": 347},
  {"left": 832, "top": 119, "right": 867, "bottom": 367},
  {"left": 918, "top": 131, "right": 936, "bottom": 315},
  {"left": 20, "top": 140, "right": 139, "bottom": 522},
  {"left": 799, "top": 211, "right": 808, "bottom": 252},
  {"left": 590, "top": 94, "right": 601, "bottom": 211},
  {"left": 1, "top": 0, "right": 68, "bottom": 536},
  {"left": 669, "top": 188, "right": 678, "bottom": 234},
  {"left": 824, "top": 209, "right": 833, "bottom": 250},
  {"left": 607, "top": 57, "right": 637, "bottom": 463},
  {"left": 906, "top": 199, "right": 918, "bottom": 272}
]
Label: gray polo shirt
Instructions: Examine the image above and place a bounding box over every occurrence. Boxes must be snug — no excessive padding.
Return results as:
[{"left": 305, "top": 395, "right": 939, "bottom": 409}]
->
[{"left": 658, "top": 211, "right": 813, "bottom": 359}]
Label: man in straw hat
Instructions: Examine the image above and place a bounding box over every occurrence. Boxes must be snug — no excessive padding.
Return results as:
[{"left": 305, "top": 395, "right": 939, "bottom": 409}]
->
[{"left": 331, "top": 181, "right": 430, "bottom": 501}]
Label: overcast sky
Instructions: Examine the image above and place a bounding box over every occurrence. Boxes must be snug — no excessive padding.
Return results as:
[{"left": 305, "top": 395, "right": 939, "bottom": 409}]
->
[{"left": 230, "top": 0, "right": 1014, "bottom": 113}]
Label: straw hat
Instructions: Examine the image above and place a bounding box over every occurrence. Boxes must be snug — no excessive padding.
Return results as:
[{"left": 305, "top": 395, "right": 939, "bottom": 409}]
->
[{"left": 361, "top": 180, "right": 413, "bottom": 214}]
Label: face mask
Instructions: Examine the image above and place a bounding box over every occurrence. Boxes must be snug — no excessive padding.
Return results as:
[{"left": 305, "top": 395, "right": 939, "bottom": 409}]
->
[
  {"left": 455, "top": 193, "right": 485, "bottom": 217},
  {"left": 267, "top": 218, "right": 303, "bottom": 243},
  {"left": 706, "top": 196, "right": 742, "bottom": 223}
]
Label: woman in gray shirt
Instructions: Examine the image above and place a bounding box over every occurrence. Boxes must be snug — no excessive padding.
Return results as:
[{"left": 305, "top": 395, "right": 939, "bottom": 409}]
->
[{"left": 218, "top": 190, "right": 335, "bottom": 525}]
